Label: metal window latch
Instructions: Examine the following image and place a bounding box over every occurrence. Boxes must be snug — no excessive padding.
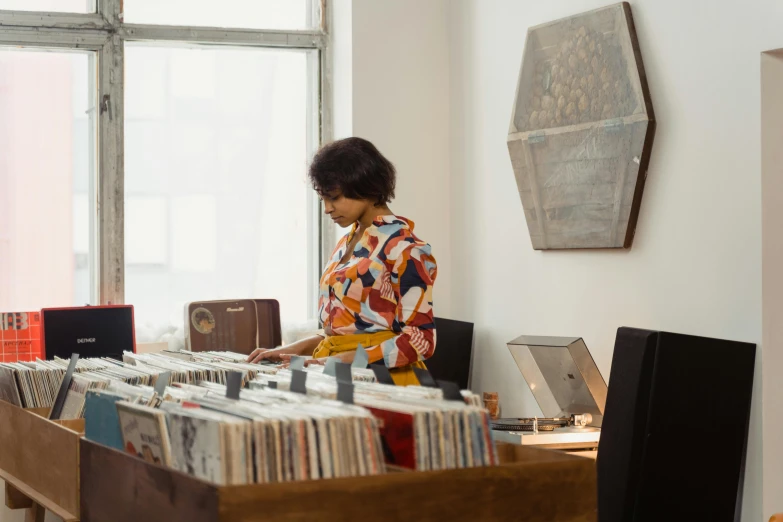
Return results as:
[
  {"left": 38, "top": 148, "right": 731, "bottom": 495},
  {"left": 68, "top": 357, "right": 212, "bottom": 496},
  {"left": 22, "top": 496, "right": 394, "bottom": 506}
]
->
[{"left": 100, "top": 94, "right": 112, "bottom": 120}]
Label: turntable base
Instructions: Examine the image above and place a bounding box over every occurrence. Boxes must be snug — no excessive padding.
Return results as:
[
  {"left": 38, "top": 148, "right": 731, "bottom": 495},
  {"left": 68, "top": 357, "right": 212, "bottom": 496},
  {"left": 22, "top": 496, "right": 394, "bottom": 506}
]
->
[{"left": 493, "top": 426, "right": 600, "bottom": 453}]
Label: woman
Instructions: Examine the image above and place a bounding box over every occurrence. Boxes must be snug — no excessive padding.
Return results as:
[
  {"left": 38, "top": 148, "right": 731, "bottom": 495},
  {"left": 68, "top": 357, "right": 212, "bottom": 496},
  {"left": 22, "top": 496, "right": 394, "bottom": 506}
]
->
[{"left": 247, "top": 137, "right": 437, "bottom": 386}]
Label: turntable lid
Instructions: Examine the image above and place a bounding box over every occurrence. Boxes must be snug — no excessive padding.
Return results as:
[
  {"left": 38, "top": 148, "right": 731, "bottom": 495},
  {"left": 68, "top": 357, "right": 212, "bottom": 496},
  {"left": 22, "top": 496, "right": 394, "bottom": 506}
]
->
[{"left": 506, "top": 335, "right": 607, "bottom": 424}]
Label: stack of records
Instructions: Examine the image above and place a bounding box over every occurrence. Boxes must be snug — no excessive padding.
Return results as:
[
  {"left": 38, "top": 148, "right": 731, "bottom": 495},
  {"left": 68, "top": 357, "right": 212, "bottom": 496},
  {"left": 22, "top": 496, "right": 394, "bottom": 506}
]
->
[
  {"left": 165, "top": 394, "right": 384, "bottom": 484},
  {"left": 123, "top": 352, "right": 271, "bottom": 385},
  {"left": 0, "top": 349, "right": 499, "bottom": 483},
  {"left": 249, "top": 370, "right": 496, "bottom": 471},
  {"left": 95, "top": 380, "right": 385, "bottom": 485},
  {"left": 0, "top": 352, "right": 265, "bottom": 415},
  {"left": 0, "top": 360, "right": 63, "bottom": 407},
  {"left": 0, "top": 357, "right": 168, "bottom": 411}
]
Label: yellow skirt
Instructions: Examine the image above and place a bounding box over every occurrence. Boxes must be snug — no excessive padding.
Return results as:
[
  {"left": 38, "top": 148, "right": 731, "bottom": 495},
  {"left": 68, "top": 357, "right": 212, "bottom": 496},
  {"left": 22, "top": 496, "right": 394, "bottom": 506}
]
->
[{"left": 313, "top": 331, "right": 427, "bottom": 386}]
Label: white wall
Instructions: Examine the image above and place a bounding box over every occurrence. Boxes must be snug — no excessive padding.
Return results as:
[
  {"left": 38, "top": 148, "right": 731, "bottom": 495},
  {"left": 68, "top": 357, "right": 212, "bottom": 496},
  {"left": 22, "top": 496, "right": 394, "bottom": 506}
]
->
[
  {"left": 448, "top": 1, "right": 783, "bottom": 520},
  {"left": 332, "top": 0, "right": 453, "bottom": 317},
  {"left": 761, "top": 50, "right": 783, "bottom": 522},
  {"left": 329, "top": 0, "right": 352, "bottom": 140}
]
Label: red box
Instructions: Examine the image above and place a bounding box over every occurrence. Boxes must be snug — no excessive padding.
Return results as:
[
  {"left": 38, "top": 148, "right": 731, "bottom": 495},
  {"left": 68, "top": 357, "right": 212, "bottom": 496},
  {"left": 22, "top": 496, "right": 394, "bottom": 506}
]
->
[{"left": 0, "top": 311, "right": 43, "bottom": 362}]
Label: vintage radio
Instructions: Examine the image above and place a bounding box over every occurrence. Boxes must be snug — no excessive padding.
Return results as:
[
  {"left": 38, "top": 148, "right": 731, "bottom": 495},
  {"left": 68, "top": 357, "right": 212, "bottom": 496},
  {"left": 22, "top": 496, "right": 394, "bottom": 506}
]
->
[{"left": 185, "top": 299, "right": 281, "bottom": 355}]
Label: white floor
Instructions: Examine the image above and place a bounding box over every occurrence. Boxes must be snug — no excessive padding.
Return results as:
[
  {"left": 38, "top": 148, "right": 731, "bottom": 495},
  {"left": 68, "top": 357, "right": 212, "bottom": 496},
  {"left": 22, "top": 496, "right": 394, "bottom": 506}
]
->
[{"left": 0, "top": 480, "right": 62, "bottom": 522}]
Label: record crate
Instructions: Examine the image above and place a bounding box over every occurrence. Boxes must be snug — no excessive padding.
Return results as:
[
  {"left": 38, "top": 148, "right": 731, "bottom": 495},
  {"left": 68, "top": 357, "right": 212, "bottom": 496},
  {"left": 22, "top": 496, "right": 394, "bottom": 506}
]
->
[
  {"left": 80, "top": 439, "right": 597, "bottom": 522},
  {"left": 0, "top": 400, "right": 84, "bottom": 521}
]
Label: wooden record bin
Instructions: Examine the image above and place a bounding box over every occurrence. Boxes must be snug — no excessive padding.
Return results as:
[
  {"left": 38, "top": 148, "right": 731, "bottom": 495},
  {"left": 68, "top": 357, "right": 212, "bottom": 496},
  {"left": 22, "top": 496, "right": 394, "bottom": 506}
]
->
[
  {"left": 0, "top": 400, "right": 84, "bottom": 521},
  {"left": 80, "top": 440, "right": 597, "bottom": 522}
]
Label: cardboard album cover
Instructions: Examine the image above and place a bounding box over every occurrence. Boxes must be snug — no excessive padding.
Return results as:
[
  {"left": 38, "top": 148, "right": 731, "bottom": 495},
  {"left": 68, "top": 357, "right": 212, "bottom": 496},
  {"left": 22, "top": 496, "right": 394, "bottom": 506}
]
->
[
  {"left": 362, "top": 405, "right": 418, "bottom": 470},
  {"left": 0, "top": 311, "right": 43, "bottom": 362}
]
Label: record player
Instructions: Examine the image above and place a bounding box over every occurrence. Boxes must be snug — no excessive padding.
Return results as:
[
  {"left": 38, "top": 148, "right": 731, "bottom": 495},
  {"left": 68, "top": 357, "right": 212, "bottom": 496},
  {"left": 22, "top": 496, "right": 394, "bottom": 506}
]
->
[{"left": 491, "top": 335, "right": 607, "bottom": 453}]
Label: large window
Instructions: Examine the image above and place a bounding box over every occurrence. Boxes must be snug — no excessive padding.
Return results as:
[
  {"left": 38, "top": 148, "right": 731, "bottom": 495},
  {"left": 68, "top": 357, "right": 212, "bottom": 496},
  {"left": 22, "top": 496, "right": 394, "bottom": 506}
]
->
[
  {"left": 0, "top": 49, "right": 97, "bottom": 310},
  {"left": 0, "top": 0, "right": 95, "bottom": 13},
  {"left": 125, "top": 45, "right": 315, "bottom": 340},
  {"left": 123, "top": 0, "right": 317, "bottom": 31},
  {"left": 0, "top": 1, "right": 328, "bottom": 342}
]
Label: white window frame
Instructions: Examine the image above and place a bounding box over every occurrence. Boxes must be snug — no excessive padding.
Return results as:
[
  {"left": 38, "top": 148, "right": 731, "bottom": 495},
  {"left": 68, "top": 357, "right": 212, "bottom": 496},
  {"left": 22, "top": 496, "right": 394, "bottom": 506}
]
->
[{"left": 0, "top": 0, "right": 333, "bottom": 314}]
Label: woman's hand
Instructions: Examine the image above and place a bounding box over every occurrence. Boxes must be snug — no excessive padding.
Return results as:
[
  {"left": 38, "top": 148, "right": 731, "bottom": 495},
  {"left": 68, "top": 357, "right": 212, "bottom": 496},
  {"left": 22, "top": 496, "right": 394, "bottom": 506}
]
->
[
  {"left": 281, "top": 353, "right": 353, "bottom": 368},
  {"left": 246, "top": 335, "right": 326, "bottom": 365},
  {"left": 247, "top": 346, "right": 289, "bottom": 364},
  {"left": 279, "top": 355, "right": 328, "bottom": 368}
]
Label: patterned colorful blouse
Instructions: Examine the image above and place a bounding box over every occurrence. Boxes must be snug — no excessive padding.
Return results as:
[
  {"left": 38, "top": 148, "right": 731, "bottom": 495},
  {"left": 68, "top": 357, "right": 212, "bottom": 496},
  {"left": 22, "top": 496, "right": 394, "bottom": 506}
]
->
[{"left": 318, "top": 215, "right": 438, "bottom": 368}]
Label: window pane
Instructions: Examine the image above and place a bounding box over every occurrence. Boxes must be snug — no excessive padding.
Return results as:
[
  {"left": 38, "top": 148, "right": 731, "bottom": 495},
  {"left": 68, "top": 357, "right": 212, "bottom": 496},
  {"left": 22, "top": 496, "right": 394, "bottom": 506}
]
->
[
  {"left": 0, "top": 48, "right": 97, "bottom": 311},
  {"left": 123, "top": 0, "right": 317, "bottom": 31},
  {"left": 0, "top": 0, "right": 95, "bottom": 13},
  {"left": 126, "top": 196, "right": 167, "bottom": 265},
  {"left": 125, "top": 44, "right": 316, "bottom": 344}
]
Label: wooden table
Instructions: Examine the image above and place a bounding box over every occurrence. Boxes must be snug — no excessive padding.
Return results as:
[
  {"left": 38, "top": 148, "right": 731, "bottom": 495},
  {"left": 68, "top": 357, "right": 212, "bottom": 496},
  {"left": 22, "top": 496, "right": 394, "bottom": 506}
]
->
[
  {"left": 0, "top": 402, "right": 83, "bottom": 522},
  {"left": 80, "top": 440, "right": 597, "bottom": 522}
]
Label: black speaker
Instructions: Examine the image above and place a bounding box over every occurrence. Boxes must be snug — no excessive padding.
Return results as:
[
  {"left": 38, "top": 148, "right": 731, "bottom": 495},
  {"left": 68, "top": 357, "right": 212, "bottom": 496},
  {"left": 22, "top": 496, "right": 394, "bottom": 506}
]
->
[
  {"left": 597, "top": 327, "right": 755, "bottom": 522},
  {"left": 41, "top": 305, "right": 136, "bottom": 362},
  {"left": 427, "top": 317, "right": 474, "bottom": 390}
]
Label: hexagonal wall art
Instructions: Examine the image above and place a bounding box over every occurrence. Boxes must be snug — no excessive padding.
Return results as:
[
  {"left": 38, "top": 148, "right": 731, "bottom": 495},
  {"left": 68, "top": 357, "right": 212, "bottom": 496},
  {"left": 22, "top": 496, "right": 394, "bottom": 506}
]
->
[{"left": 507, "top": 2, "right": 655, "bottom": 250}]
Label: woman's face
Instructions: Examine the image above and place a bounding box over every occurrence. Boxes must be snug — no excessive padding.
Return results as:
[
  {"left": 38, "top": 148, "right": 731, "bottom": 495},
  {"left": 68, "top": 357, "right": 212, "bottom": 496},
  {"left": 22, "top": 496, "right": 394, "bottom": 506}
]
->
[{"left": 321, "top": 190, "right": 372, "bottom": 228}]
